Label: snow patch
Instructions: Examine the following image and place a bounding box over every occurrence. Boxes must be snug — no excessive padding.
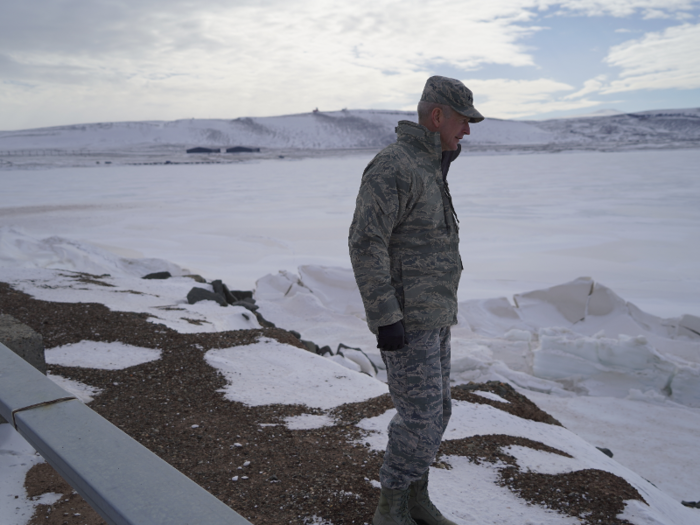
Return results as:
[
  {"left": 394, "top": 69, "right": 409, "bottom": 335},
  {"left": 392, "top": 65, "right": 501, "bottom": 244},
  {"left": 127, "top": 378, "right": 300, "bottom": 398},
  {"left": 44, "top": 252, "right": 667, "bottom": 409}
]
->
[
  {"left": 46, "top": 341, "right": 162, "bottom": 370},
  {"left": 1, "top": 267, "right": 261, "bottom": 334},
  {"left": 472, "top": 390, "right": 511, "bottom": 404},
  {"left": 205, "top": 338, "right": 388, "bottom": 409},
  {"left": 0, "top": 425, "right": 45, "bottom": 525},
  {"left": 429, "top": 457, "right": 582, "bottom": 524},
  {"left": 284, "top": 414, "right": 336, "bottom": 430},
  {"left": 47, "top": 373, "right": 102, "bottom": 403}
]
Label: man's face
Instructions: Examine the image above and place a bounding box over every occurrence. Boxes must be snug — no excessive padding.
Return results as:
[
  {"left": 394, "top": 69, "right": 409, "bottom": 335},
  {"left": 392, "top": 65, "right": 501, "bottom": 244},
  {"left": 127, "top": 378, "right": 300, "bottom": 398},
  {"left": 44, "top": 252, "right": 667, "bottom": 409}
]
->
[{"left": 439, "top": 111, "right": 471, "bottom": 151}]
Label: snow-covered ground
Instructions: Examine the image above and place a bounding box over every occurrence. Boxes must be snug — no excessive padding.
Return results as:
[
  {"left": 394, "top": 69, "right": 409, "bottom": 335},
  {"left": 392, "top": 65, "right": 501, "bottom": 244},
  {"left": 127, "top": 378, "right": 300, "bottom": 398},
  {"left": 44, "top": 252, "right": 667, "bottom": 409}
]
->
[
  {"left": 2, "top": 148, "right": 698, "bottom": 319},
  {"left": 2, "top": 266, "right": 699, "bottom": 525},
  {"left": 2, "top": 140, "right": 700, "bottom": 524}
]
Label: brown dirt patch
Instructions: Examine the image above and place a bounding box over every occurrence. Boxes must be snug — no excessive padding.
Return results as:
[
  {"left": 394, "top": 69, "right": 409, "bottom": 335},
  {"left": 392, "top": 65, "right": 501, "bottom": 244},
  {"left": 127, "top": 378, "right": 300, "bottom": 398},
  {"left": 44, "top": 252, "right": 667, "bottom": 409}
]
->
[
  {"left": 438, "top": 434, "right": 646, "bottom": 525},
  {"left": 452, "top": 381, "right": 562, "bottom": 426},
  {"left": 2, "top": 281, "right": 382, "bottom": 525},
  {"left": 330, "top": 394, "right": 394, "bottom": 426},
  {"left": 439, "top": 434, "right": 572, "bottom": 466},
  {"left": 24, "top": 462, "right": 106, "bottom": 525},
  {"left": 500, "top": 467, "right": 645, "bottom": 525}
]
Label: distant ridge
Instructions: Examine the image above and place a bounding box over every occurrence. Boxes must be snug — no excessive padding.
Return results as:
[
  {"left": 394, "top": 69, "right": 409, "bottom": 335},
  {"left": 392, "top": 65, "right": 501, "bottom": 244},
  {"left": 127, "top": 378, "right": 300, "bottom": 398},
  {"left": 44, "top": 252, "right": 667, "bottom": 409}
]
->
[
  {"left": 525, "top": 108, "right": 700, "bottom": 149},
  {"left": 549, "top": 109, "right": 624, "bottom": 119},
  {"left": 1, "top": 108, "right": 699, "bottom": 155}
]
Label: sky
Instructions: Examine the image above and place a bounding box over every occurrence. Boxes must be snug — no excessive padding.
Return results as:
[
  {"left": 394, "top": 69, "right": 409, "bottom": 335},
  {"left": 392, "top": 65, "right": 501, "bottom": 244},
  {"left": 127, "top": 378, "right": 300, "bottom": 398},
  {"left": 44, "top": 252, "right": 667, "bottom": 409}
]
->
[{"left": 1, "top": 0, "right": 700, "bottom": 130}]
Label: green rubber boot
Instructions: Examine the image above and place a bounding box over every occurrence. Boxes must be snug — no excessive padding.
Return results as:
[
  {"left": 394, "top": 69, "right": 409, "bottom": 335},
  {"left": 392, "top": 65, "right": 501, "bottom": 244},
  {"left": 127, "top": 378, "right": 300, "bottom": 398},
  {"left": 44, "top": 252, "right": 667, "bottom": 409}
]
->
[
  {"left": 373, "top": 486, "right": 418, "bottom": 525},
  {"left": 408, "top": 471, "right": 457, "bottom": 525}
]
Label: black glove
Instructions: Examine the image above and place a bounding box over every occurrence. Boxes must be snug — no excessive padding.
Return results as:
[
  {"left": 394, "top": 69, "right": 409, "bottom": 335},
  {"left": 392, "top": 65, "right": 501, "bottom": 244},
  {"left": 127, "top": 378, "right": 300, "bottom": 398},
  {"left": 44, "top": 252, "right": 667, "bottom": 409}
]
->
[{"left": 377, "top": 320, "right": 409, "bottom": 351}]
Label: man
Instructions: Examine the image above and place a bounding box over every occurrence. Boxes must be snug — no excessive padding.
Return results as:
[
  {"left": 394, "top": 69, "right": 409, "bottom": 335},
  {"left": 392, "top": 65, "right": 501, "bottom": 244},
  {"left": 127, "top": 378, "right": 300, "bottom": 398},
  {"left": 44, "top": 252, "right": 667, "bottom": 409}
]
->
[{"left": 348, "top": 76, "right": 483, "bottom": 525}]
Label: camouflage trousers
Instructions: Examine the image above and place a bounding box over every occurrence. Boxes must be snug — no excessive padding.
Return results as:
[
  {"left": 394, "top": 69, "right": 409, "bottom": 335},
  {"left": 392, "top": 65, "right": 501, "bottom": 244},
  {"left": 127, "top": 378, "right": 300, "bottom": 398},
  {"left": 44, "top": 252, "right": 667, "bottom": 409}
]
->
[{"left": 379, "top": 326, "right": 452, "bottom": 490}]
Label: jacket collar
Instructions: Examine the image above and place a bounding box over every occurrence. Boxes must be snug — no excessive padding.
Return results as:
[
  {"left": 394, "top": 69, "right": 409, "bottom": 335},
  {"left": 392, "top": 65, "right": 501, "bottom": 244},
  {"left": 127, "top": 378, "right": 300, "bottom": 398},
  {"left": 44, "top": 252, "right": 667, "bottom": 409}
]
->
[
  {"left": 441, "top": 144, "right": 461, "bottom": 180},
  {"left": 395, "top": 120, "right": 442, "bottom": 159},
  {"left": 395, "top": 120, "right": 462, "bottom": 177}
]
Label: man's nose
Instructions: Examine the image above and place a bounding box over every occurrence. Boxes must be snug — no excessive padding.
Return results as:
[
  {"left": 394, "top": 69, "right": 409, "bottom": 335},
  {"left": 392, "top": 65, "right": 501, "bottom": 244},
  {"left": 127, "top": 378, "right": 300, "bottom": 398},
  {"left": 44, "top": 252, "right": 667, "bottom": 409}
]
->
[{"left": 463, "top": 122, "right": 471, "bottom": 135}]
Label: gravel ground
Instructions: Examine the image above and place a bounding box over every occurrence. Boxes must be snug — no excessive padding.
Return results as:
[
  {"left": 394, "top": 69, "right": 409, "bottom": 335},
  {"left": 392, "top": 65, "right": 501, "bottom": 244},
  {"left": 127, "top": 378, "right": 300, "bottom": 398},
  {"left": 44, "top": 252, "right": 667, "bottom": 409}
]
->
[{"left": 1, "top": 279, "right": 645, "bottom": 525}]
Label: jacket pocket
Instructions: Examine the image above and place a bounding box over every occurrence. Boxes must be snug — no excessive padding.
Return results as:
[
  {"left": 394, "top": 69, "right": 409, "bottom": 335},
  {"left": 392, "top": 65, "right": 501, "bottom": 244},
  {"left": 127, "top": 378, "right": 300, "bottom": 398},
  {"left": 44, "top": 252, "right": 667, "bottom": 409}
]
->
[{"left": 401, "top": 264, "right": 459, "bottom": 327}]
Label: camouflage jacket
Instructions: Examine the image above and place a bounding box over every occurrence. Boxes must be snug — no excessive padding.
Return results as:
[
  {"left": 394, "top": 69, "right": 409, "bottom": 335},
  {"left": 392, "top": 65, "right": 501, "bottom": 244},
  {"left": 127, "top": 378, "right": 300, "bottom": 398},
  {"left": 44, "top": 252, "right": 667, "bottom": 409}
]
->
[{"left": 348, "top": 120, "right": 462, "bottom": 334}]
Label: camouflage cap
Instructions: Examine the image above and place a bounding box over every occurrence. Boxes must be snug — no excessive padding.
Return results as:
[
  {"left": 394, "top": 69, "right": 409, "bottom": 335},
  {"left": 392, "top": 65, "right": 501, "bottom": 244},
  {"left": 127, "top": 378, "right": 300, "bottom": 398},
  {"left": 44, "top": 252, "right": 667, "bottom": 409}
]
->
[{"left": 420, "top": 75, "right": 484, "bottom": 123}]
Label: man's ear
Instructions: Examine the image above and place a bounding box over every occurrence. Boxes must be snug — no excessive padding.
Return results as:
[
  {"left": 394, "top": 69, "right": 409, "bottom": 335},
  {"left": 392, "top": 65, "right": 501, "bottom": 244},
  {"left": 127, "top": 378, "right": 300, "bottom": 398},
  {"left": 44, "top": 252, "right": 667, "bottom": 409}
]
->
[{"left": 430, "top": 107, "right": 444, "bottom": 129}]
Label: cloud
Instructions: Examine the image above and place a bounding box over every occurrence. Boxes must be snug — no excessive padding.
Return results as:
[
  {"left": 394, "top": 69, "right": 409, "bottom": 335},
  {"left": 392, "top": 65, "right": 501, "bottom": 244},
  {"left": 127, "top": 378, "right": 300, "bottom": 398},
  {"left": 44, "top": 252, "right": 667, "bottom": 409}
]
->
[
  {"left": 458, "top": 78, "right": 603, "bottom": 119},
  {"left": 542, "top": 21, "right": 700, "bottom": 104},
  {"left": 1, "top": 0, "right": 699, "bottom": 128},
  {"left": 641, "top": 9, "right": 674, "bottom": 19},
  {"left": 0, "top": 0, "right": 551, "bottom": 128},
  {"left": 564, "top": 75, "right": 608, "bottom": 99},
  {"left": 603, "top": 23, "right": 700, "bottom": 92},
  {"left": 1, "top": 1, "right": 540, "bottom": 72},
  {"left": 552, "top": 0, "right": 697, "bottom": 19}
]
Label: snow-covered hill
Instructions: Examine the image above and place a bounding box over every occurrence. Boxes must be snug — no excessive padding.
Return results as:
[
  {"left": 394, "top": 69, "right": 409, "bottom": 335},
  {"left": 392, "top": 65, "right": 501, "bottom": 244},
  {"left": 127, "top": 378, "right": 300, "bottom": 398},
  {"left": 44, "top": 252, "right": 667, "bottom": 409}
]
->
[
  {"left": 1, "top": 108, "right": 698, "bottom": 156},
  {"left": 0, "top": 111, "right": 409, "bottom": 153},
  {"left": 531, "top": 108, "right": 700, "bottom": 149}
]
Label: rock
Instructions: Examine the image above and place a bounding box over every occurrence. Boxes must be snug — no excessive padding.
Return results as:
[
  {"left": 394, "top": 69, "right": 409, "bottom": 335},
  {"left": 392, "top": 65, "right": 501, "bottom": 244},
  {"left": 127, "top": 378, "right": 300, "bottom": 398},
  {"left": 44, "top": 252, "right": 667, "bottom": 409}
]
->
[
  {"left": 229, "top": 290, "right": 254, "bottom": 302},
  {"left": 596, "top": 447, "right": 614, "bottom": 458},
  {"left": 289, "top": 330, "right": 301, "bottom": 340},
  {"left": 0, "top": 315, "right": 46, "bottom": 424},
  {"left": 318, "top": 345, "right": 332, "bottom": 356},
  {"left": 0, "top": 314, "right": 46, "bottom": 374},
  {"left": 682, "top": 501, "right": 700, "bottom": 509},
  {"left": 211, "top": 280, "right": 233, "bottom": 304},
  {"left": 221, "top": 283, "right": 237, "bottom": 304},
  {"left": 187, "top": 287, "right": 228, "bottom": 307},
  {"left": 253, "top": 312, "right": 276, "bottom": 328},
  {"left": 301, "top": 340, "right": 318, "bottom": 353},
  {"left": 184, "top": 274, "right": 207, "bottom": 283},
  {"left": 143, "top": 271, "right": 172, "bottom": 280},
  {"left": 231, "top": 300, "right": 259, "bottom": 312},
  {"left": 337, "top": 343, "right": 378, "bottom": 375}
]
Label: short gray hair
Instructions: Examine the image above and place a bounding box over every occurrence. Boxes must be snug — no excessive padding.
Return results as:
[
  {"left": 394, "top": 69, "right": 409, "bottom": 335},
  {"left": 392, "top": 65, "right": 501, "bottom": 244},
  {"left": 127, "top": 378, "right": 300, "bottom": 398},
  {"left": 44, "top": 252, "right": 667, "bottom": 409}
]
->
[{"left": 417, "top": 101, "right": 453, "bottom": 125}]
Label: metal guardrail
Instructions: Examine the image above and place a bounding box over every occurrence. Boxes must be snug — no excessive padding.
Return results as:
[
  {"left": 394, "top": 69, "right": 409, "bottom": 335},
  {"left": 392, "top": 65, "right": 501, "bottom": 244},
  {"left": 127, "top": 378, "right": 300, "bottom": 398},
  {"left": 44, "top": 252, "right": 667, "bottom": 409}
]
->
[{"left": 0, "top": 342, "right": 252, "bottom": 525}]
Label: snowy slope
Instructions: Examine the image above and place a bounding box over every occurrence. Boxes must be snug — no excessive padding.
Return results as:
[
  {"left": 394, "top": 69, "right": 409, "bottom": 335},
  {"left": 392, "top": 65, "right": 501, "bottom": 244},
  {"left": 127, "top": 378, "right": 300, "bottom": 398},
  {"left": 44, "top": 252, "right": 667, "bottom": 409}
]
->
[
  {"left": 2, "top": 107, "right": 698, "bottom": 154},
  {"left": 2, "top": 259, "right": 700, "bottom": 525}
]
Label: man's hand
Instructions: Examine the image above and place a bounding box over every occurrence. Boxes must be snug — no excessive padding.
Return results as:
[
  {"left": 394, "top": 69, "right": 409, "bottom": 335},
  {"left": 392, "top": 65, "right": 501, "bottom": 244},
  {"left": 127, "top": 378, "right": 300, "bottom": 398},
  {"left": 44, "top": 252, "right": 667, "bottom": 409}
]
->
[{"left": 377, "top": 320, "right": 409, "bottom": 351}]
